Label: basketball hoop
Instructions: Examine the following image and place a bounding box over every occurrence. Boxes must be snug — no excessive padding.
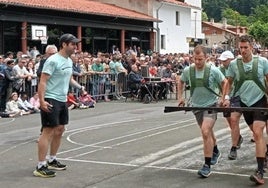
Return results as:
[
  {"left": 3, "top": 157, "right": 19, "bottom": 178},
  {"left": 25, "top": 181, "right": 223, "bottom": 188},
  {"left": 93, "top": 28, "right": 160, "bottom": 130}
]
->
[{"left": 40, "top": 36, "right": 48, "bottom": 44}]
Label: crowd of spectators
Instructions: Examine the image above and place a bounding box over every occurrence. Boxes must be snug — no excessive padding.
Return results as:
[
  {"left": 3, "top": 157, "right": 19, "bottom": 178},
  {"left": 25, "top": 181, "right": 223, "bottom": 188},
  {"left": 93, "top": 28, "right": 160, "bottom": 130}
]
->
[{"left": 0, "top": 44, "right": 201, "bottom": 118}]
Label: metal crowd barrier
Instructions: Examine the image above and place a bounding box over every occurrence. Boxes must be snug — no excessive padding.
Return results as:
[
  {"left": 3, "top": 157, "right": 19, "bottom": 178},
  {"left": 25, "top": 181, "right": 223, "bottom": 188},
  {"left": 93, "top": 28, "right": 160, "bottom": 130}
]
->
[
  {"left": 16, "top": 73, "right": 178, "bottom": 101},
  {"left": 73, "top": 72, "right": 129, "bottom": 100}
]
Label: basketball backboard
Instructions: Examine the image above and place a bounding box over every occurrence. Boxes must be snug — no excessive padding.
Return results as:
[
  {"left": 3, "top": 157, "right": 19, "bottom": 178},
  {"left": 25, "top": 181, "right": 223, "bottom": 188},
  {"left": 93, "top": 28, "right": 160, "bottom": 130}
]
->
[{"left": 31, "top": 25, "right": 47, "bottom": 40}]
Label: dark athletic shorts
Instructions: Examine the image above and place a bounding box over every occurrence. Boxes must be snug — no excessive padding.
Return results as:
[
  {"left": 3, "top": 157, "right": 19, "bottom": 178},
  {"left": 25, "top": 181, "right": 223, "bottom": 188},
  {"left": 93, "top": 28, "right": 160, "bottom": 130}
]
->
[
  {"left": 223, "top": 96, "right": 241, "bottom": 117},
  {"left": 240, "top": 95, "right": 267, "bottom": 126},
  {"left": 40, "top": 98, "right": 69, "bottom": 128}
]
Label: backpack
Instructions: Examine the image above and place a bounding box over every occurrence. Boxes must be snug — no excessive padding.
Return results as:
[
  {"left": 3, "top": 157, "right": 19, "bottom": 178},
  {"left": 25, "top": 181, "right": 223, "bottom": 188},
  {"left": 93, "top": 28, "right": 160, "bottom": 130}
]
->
[
  {"left": 189, "top": 63, "right": 221, "bottom": 97},
  {"left": 233, "top": 57, "right": 266, "bottom": 95}
]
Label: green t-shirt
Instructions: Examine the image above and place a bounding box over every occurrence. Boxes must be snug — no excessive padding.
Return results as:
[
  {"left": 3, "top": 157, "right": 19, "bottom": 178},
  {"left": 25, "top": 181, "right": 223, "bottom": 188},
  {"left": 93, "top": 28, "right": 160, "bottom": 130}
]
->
[
  {"left": 181, "top": 64, "right": 225, "bottom": 107},
  {"left": 226, "top": 55, "right": 268, "bottom": 106},
  {"left": 42, "top": 53, "right": 73, "bottom": 102}
]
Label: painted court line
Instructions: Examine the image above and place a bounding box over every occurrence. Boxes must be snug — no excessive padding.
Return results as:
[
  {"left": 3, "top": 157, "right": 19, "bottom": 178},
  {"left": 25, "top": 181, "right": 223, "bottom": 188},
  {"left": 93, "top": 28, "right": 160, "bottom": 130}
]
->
[
  {"left": 60, "top": 118, "right": 196, "bottom": 155},
  {"left": 129, "top": 122, "right": 247, "bottom": 165},
  {"left": 57, "top": 157, "right": 268, "bottom": 179},
  {"left": 149, "top": 125, "right": 249, "bottom": 166},
  {"left": 67, "top": 122, "right": 196, "bottom": 159}
]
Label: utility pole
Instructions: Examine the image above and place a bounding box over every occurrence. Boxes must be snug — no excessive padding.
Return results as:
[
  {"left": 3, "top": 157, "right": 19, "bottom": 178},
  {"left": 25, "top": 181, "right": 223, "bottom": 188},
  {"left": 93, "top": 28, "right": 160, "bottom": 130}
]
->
[{"left": 193, "top": 11, "right": 198, "bottom": 46}]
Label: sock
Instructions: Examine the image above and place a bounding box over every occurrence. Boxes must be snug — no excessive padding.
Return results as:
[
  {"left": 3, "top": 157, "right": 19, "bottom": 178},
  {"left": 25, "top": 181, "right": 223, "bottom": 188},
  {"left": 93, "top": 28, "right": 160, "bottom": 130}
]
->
[
  {"left": 48, "top": 155, "right": 56, "bottom": 163},
  {"left": 37, "top": 161, "right": 47, "bottom": 169},
  {"left": 256, "top": 157, "right": 265, "bottom": 174},
  {"left": 205, "top": 157, "right": 211, "bottom": 168},
  {"left": 213, "top": 145, "right": 219, "bottom": 154}
]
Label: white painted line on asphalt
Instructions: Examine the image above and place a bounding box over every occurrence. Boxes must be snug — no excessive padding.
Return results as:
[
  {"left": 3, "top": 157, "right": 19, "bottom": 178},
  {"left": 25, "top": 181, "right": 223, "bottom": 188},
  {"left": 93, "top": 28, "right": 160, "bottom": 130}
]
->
[
  {"left": 149, "top": 125, "right": 249, "bottom": 166},
  {"left": 66, "top": 122, "right": 197, "bottom": 159},
  {"left": 61, "top": 118, "right": 196, "bottom": 157},
  {"left": 0, "top": 139, "right": 34, "bottom": 156},
  {"left": 66, "top": 119, "right": 141, "bottom": 133},
  {"left": 57, "top": 157, "right": 268, "bottom": 179},
  {"left": 61, "top": 118, "right": 195, "bottom": 154},
  {"left": 58, "top": 157, "right": 139, "bottom": 167},
  {"left": 60, "top": 119, "right": 142, "bottom": 154},
  {"left": 129, "top": 122, "right": 248, "bottom": 165}
]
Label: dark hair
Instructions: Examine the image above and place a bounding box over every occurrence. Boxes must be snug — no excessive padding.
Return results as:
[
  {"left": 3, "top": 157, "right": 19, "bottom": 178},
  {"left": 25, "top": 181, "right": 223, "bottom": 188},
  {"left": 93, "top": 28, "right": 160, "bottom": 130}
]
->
[
  {"left": 5, "top": 51, "right": 13, "bottom": 58},
  {"left": 239, "top": 35, "right": 254, "bottom": 44},
  {"left": 6, "top": 59, "right": 15, "bottom": 65}
]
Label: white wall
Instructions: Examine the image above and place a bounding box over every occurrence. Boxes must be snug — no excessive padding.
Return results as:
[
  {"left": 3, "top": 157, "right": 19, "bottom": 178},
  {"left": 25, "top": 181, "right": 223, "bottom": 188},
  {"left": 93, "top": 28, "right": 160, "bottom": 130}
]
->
[
  {"left": 154, "top": 3, "right": 191, "bottom": 53},
  {"left": 153, "top": 1, "right": 204, "bottom": 54},
  {"left": 185, "top": 0, "right": 201, "bottom": 8}
]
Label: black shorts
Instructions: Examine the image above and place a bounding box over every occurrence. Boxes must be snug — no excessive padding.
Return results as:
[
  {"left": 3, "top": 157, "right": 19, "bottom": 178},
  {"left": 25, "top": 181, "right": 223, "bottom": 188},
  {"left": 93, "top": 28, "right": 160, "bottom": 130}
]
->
[
  {"left": 223, "top": 96, "right": 241, "bottom": 117},
  {"left": 40, "top": 98, "right": 69, "bottom": 128},
  {"left": 240, "top": 95, "right": 267, "bottom": 126}
]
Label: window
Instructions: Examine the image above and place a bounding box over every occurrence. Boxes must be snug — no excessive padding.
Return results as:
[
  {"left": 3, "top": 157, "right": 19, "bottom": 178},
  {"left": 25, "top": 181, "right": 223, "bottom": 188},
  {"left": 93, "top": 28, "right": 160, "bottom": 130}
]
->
[
  {"left": 161, "top": 35, "right": 166, "bottom": 49},
  {"left": 176, "top": 11, "right": 180, "bottom": 26}
]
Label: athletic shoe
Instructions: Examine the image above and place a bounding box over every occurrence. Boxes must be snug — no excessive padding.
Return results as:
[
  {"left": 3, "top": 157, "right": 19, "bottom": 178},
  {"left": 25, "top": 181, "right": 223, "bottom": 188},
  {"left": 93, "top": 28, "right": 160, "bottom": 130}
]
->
[
  {"left": 211, "top": 151, "right": 221, "bottom": 165},
  {"left": 197, "top": 164, "right": 211, "bottom": 178},
  {"left": 236, "top": 135, "right": 243, "bottom": 149},
  {"left": 228, "top": 147, "right": 237, "bottom": 160},
  {"left": 47, "top": 159, "right": 67, "bottom": 170},
  {"left": 33, "top": 165, "right": 56, "bottom": 178},
  {"left": 250, "top": 171, "right": 265, "bottom": 185}
]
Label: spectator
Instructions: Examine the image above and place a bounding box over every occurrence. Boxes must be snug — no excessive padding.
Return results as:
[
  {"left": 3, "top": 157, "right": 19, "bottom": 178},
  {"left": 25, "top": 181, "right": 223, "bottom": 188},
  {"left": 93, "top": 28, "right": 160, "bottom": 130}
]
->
[
  {"left": 36, "top": 45, "right": 58, "bottom": 78},
  {"left": 12, "top": 57, "right": 31, "bottom": 94},
  {"left": 25, "top": 58, "right": 37, "bottom": 97},
  {"left": 67, "top": 91, "right": 80, "bottom": 110},
  {"left": 5, "top": 92, "right": 30, "bottom": 116},
  {"left": 78, "top": 90, "right": 96, "bottom": 108},
  {"left": 29, "top": 92, "right": 40, "bottom": 111},
  {"left": 3, "top": 59, "right": 16, "bottom": 104},
  {"left": 30, "top": 46, "right": 40, "bottom": 58},
  {"left": 18, "top": 92, "right": 39, "bottom": 113}
]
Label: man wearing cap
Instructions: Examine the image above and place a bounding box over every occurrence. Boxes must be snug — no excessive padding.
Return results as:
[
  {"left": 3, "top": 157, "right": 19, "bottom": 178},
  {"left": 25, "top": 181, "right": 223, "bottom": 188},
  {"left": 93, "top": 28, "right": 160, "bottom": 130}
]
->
[
  {"left": 33, "top": 33, "right": 85, "bottom": 178},
  {"left": 218, "top": 50, "right": 243, "bottom": 161}
]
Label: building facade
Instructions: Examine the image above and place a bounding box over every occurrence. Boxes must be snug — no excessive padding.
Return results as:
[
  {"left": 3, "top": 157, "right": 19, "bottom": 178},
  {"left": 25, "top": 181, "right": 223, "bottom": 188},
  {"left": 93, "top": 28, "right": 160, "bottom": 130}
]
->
[
  {"left": 0, "top": 0, "right": 158, "bottom": 55},
  {"left": 0, "top": 0, "right": 204, "bottom": 55},
  {"left": 202, "top": 18, "right": 248, "bottom": 53}
]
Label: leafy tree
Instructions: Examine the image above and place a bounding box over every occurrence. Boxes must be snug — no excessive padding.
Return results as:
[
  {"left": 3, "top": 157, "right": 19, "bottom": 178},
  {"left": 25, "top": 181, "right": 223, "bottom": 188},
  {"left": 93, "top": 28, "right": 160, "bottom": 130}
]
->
[
  {"left": 249, "top": 5, "right": 268, "bottom": 23},
  {"left": 222, "top": 8, "right": 248, "bottom": 27},
  {"left": 248, "top": 21, "right": 268, "bottom": 47},
  {"left": 202, "top": 11, "right": 208, "bottom": 21},
  {"left": 202, "top": 0, "right": 268, "bottom": 21}
]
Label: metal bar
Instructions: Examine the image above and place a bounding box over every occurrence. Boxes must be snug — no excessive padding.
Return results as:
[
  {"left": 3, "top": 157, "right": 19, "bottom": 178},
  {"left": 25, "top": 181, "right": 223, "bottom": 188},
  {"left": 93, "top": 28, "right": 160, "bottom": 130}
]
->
[{"left": 164, "top": 106, "right": 268, "bottom": 113}]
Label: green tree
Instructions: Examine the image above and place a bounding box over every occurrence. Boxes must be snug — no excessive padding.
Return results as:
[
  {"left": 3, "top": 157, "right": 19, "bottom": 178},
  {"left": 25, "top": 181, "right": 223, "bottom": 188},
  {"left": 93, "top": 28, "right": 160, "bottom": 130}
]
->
[
  {"left": 222, "top": 8, "right": 248, "bottom": 27},
  {"left": 249, "top": 5, "right": 268, "bottom": 23},
  {"left": 202, "top": 11, "right": 208, "bottom": 21},
  {"left": 202, "top": 0, "right": 229, "bottom": 22},
  {"left": 202, "top": 0, "right": 268, "bottom": 22},
  {"left": 248, "top": 21, "right": 268, "bottom": 47}
]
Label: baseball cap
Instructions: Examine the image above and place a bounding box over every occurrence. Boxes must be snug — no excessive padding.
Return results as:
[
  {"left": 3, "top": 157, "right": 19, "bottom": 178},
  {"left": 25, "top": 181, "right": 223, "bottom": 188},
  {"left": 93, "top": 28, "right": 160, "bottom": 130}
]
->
[
  {"left": 218, "top": 51, "right": 234, "bottom": 61},
  {"left": 59, "top": 33, "right": 81, "bottom": 45}
]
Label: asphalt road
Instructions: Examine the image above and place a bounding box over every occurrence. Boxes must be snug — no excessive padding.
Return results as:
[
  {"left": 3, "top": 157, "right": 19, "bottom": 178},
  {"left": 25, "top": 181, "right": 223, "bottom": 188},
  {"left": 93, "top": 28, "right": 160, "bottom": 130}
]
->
[{"left": 0, "top": 99, "right": 267, "bottom": 188}]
